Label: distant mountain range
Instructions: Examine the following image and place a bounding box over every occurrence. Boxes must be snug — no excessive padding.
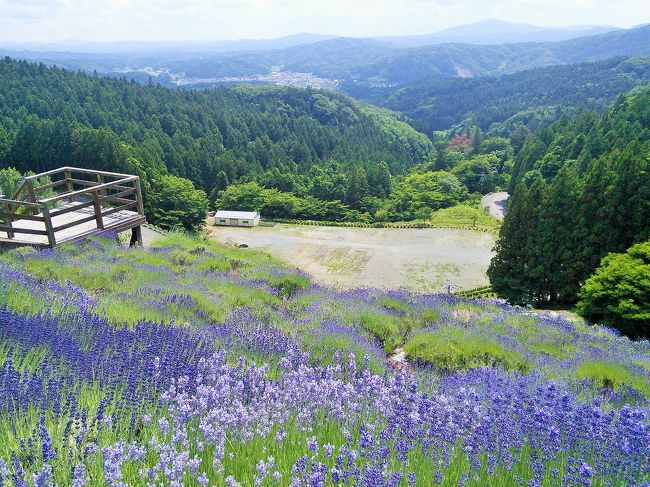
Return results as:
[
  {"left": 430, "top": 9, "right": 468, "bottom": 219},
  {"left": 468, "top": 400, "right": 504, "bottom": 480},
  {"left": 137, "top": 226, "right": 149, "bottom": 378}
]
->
[
  {"left": 2, "top": 21, "right": 647, "bottom": 86},
  {"left": 0, "top": 33, "right": 338, "bottom": 54},
  {"left": 375, "top": 19, "right": 619, "bottom": 47},
  {"left": 2, "top": 20, "right": 650, "bottom": 134},
  {"left": 346, "top": 24, "right": 650, "bottom": 84},
  {"left": 0, "top": 20, "right": 622, "bottom": 53}
]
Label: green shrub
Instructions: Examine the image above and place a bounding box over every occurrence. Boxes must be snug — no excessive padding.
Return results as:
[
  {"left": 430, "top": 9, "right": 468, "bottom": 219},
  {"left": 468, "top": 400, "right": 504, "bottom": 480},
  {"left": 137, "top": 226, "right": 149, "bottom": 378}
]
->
[
  {"left": 413, "top": 308, "right": 442, "bottom": 329},
  {"left": 267, "top": 274, "right": 311, "bottom": 298},
  {"left": 357, "top": 312, "right": 403, "bottom": 353},
  {"left": 577, "top": 240, "right": 650, "bottom": 339},
  {"left": 379, "top": 297, "right": 411, "bottom": 312},
  {"left": 404, "top": 329, "right": 528, "bottom": 373},
  {"left": 148, "top": 175, "right": 209, "bottom": 232}
]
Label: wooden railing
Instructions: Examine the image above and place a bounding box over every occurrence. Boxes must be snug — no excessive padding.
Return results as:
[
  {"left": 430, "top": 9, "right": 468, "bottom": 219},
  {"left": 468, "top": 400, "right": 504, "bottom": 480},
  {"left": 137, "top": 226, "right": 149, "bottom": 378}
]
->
[
  {"left": 0, "top": 199, "right": 47, "bottom": 241},
  {"left": 0, "top": 167, "right": 145, "bottom": 247}
]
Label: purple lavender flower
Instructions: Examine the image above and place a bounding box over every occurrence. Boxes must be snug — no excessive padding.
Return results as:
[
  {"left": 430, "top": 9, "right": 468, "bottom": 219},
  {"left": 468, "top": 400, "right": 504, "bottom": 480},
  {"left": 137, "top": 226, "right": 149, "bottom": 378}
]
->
[
  {"left": 31, "top": 464, "right": 53, "bottom": 487},
  {"left": 71, "top": 464, "right": 87, "bottom": 487},
  {"left": 39, "top": 418, "right": 56, "bottom": 462},
  {"left": 11, "top": 454, "right": 27, "bottom": 487},
  {"left": 307, "top": 436, "right": 319, "bottom": 454},
  {"left": 225, "top": 476, "right": 241, "bottom": 487}
]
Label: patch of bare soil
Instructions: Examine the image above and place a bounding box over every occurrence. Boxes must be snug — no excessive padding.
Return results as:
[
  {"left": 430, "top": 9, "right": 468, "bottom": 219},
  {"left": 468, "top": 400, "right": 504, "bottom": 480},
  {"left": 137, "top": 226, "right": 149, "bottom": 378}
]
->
[{"left": 209, "top": 224, "right": 496, "bottom": 292}]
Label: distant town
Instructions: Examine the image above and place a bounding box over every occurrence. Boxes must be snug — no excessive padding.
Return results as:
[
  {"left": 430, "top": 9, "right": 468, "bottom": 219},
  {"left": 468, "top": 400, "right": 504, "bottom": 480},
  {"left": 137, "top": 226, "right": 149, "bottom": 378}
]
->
[{"left": 114, "top": 65, "right": 340, "bottom": 89}]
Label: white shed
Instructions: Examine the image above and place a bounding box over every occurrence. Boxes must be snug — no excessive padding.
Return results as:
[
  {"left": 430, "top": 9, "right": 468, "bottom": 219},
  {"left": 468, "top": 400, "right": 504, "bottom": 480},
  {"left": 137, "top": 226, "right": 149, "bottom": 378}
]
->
[{"left": 214, "top": 210, "right": 260, "bottom": 227}]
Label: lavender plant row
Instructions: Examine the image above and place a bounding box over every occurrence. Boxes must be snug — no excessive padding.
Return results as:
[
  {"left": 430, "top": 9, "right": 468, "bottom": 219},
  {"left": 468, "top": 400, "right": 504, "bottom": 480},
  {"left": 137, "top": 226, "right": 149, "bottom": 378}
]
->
[{"left": 0, "top": 237, "right": 647, "bottom": 485}]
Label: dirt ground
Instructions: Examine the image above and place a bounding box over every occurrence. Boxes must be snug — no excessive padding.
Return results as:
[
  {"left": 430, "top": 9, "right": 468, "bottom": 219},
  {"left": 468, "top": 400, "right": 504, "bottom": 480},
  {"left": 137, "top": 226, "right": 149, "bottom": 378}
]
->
[{"left": 209, "top": 224, "right": 496, "bottom": 292}]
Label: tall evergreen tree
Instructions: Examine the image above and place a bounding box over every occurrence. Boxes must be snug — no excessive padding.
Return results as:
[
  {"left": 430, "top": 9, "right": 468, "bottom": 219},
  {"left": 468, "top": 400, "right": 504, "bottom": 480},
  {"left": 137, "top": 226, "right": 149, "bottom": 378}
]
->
[
  {"left": 491, "top": 87, "right": 650, "bottom": 324},
  {"left": 544, "top": 164, "right": 582, "bottom": 303},
  {"left": 367, "top": 161, "right": 392, "bottom": 198},
  {"left": 345, "top": 167, "right": 369, "bottom": 207},
  {"left": 522, "top": 178, "right": 550, "bottom": 305},
  {"left": 487, "top": 183, "right": 532, "bottom": 304}
]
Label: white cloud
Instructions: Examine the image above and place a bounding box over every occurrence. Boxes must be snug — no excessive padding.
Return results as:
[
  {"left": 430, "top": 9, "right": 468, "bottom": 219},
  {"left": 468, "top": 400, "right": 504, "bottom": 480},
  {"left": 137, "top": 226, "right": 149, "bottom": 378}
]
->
[{"left": 0, "top": 0, "right": 647, "bottom": 42}]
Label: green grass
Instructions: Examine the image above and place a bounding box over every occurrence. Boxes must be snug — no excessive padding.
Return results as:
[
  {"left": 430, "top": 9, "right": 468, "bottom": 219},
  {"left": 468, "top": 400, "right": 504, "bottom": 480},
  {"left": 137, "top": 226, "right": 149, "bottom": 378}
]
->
[
  {"left": 357, "top": 311, "right": 404, "bottom": 353},
  {"left": 379, "top": 297, "right": 412, "bottom": 312},
  {"left": 428, "top": 204, "right": 501, "bottom": 231},
  {"left": 266, "top": 273, "right": 311, "bottom": 298},
  {"left": 0, "top": 231, "right": 286, "bottom": 327},
  {"left": 404, "top": 328, "right": 529, "bottom": 373},
  {"left": 302, "top": 332, "right": 386, "bottom": 374},
  {"left": 574, "top": 361, "right": 650, "bottom": 397},
  {"left": 336, "top": 302, "right": 443, "bottom": 354}
]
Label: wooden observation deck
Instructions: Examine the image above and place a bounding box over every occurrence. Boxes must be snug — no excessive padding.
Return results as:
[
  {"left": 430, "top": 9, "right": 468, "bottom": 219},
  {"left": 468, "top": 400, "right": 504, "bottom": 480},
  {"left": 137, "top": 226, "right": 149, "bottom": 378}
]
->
[{"left": 0, "top": 167, "right": 146, "bottom": 248}]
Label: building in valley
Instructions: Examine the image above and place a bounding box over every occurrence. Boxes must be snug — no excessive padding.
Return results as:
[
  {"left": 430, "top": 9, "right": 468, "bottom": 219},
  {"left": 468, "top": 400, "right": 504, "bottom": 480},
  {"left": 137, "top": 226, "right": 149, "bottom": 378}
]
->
[{"left": 213, "top": 210, "right": 260, "bottom": 227}]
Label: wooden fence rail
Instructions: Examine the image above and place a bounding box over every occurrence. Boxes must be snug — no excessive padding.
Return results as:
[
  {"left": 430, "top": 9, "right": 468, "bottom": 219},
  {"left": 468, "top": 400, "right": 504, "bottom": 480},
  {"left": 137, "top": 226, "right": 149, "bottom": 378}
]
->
[{"left": 0, "top": 167, "right": 145, "bottom": 248}]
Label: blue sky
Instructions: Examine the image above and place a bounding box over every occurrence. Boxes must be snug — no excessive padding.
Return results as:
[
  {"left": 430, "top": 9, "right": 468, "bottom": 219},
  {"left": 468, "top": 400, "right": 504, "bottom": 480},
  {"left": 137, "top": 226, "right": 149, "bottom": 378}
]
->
[{"left": 0, "top": 0, "right": 647, "bottom": 42}]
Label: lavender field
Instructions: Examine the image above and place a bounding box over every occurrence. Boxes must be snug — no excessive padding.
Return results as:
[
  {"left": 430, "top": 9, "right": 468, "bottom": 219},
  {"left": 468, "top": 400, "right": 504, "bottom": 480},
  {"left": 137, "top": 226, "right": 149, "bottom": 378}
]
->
[{"left": 0, "top": 233, "right": 648, "bottom": 486}]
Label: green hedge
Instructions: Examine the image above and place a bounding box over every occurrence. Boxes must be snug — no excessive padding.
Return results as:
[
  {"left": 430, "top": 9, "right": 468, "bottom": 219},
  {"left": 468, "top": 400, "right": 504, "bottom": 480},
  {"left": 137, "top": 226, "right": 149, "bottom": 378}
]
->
[
  {"left": 263, "top": 218, "right": 498, "bottom": 234},
  {"left": 454, "top": 285, "right": 498, "bottom": 299}
]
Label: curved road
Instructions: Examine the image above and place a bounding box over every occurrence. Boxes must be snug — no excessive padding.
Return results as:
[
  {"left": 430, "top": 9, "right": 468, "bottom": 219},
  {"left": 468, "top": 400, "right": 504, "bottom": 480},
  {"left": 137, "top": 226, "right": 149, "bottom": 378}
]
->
[{"left": 481, "top": 192, "right": 509, "bottom": 220}]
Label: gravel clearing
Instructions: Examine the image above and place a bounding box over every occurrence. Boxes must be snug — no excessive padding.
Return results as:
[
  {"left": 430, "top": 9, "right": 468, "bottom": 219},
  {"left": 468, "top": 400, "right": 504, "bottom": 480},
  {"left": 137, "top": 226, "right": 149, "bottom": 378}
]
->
[{"left": 209, "top": 224, "right": 495, "bottom": 292}]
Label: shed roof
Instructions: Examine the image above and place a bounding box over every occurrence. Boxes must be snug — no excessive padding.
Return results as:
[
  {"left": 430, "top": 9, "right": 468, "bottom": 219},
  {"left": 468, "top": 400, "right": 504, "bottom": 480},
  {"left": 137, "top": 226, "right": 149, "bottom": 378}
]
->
[{"left": 214, "top": 210, "right": 260, "bottom": 219}]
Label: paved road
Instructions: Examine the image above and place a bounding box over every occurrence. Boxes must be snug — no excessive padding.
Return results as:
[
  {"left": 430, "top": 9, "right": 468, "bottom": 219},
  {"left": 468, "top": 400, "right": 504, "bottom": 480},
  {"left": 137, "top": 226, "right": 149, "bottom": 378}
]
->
[{"left": 481, "top": 192, "right": 509, "bottom": 220}]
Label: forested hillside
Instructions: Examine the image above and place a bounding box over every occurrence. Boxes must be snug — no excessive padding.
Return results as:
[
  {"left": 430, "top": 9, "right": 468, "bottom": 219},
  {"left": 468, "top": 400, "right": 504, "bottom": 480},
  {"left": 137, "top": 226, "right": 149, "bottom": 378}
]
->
[
  {"left": 1, "top": 57, "right": 520, "bottom": 225},
  {"left": 0, "top": 58, "right": 431, "bottom": 211},
  {"left": 5, "top": 26, "right": 650, "bottom": 142},
  {"left": 488, "top": 87, "right": 650, "bottom": 331},
  {"left": 347, "top": 56, "right": 650, "bottom": 134}
]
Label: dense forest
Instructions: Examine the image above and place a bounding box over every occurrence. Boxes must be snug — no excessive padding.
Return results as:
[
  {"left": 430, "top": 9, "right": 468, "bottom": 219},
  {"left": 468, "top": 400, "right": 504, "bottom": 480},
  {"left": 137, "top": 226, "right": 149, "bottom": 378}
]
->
[
  {"left": 0, "top": 58, "right": 432, "bottom": 182},
  {"left": 0, "top": 58, "right": 520, "bottom": 224},
  {"left": 488, "top": 87, "right": 650, "bottom": 335},
  {"left": 347, "top": 56, "right": 650, "bottom": 134},
  {"left": 0, "top": 57, "right": 444, "bottom": 223},
  {"left": 5, "top": 25, "right": 650, "bottom": 142}
]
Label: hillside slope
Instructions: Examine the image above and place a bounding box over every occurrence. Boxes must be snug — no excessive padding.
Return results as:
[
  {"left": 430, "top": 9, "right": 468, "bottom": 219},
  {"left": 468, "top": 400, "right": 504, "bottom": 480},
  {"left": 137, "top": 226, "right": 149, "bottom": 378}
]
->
[
  {"left": 0, "top": 234, "right": 647, "bottom": 485},
  {"left": 4, "top": 26, "right": 650, "bottom": 138},
  {"left": 0, "top": 58, "right": 432, "bottom": 196},
  {"left": 346, "top": 56, "right": 650, "bottom": 133}
]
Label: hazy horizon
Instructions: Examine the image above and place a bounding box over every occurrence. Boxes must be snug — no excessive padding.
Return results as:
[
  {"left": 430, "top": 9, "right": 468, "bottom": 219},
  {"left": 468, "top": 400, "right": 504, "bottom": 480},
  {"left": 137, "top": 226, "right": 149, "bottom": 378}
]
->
[
  {"left": 0, "top": 20, "right": 636, "bottom": 46},
  {"left": 0, "top": 0, "right": 647, "bottom": 44}
]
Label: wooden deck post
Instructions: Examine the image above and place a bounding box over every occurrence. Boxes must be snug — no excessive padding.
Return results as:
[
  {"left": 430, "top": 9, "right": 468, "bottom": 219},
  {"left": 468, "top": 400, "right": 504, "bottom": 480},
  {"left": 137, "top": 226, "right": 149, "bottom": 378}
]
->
[
  {"left": 1, "top": 200, "right": 14, "bottom": 239},
  {"left": 91, "top": 191, "right": 104, "bottom": 230},
  {"left": 64, "top": 169, "right": 74, "bottom": 203},
  {"left": 41, "top": 205, "right": 56, "bottom": 248},
  {"left": 129, "top": 226, "right": 143, "bottom": 247},
  {"left": 98, "top": 174, "right": 107, "bottom": 207},
  {"left": 26, "top": 180, "right": 37, "bottom": 215},
  {"left": 134, "top": 178, "right": 145, "bottom": 216}
]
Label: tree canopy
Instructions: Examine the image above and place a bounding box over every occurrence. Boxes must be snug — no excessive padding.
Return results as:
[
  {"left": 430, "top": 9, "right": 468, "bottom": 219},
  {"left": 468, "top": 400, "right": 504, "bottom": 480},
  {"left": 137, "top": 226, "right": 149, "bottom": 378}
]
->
[
  {"left": 577, "top": 240, "right": 650, "bottom": 339},
  {"left": 148, "top": 176, "right": 209, "bottom": 232},
  {"left": 489, "top": 88, "right": 650, "bottom": 314}
]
